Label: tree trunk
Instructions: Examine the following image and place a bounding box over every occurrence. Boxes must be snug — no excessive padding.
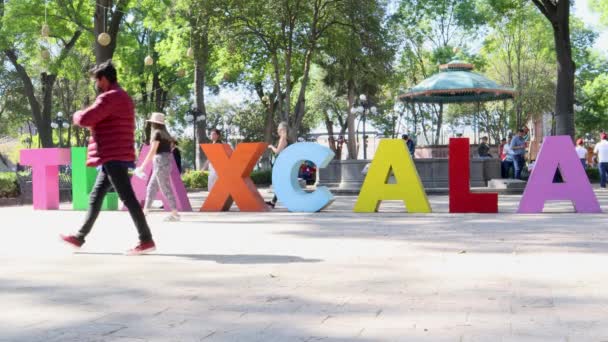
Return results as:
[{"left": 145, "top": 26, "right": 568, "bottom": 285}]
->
[
  {"left": 283, "top": 49, "right": 292, "bottom": 125},
  {"left": 291, "top": 48, "right": 315, "bottom": 141},
  {"left": 531, "top": 0, "right": 575, "bottom": 138},
  {"left": 271, "top": 53, "right": 283, "bottom": 126},
  {"left": 94, "top": 0, "right": 128, "bottom": 64},
  {"left": 193, "top": 25, "right": 209, "bottom": 170},
  {"left": 435, "top": 103, "right": 443, "bottom": 145},
  {"left": 346, "top": 80, "right": 357, "bottom": 159},
  {"left": 552, "top": 5, "right": 575, "bottom": 138}
]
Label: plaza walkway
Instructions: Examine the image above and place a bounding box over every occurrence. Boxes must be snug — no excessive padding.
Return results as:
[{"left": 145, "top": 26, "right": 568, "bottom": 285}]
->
[{"left": 1, "top": 191, "right": 608, "bottom": 341}]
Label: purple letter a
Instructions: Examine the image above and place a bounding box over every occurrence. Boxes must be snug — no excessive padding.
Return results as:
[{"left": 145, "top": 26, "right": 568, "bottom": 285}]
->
[{"left": 518, "top": 136, "right": 601, "bottom": 213}]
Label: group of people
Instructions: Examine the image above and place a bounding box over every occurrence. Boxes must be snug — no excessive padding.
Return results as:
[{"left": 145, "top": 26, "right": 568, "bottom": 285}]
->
[
  {"left": 59, "top": 60, "right": 286, "bottom": 255},
  {"left": 497, "top": 129, "right": 528, "bottom": 180},
  {"left": 498, "top": 130, "right": 608, "bottom": 187}
]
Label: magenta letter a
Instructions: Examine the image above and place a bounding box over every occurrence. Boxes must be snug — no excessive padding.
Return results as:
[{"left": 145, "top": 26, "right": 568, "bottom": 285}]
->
[{"left": 518, "top": 136, "right": 601, "bottom": 213}]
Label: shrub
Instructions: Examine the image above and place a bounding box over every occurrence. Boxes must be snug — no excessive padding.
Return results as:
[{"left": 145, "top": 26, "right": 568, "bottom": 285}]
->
[
  {"left": 0, "top": 173, "right": 19, "bottom": 198},
  {"left": 586, "top": 167, "right": 600, "bottom": 182},
  {"left": 182, "top": 171, "right": 208, "bottom": 189},
  {"left": 250, "top": 169, "right": 272, "bottom": 185}
]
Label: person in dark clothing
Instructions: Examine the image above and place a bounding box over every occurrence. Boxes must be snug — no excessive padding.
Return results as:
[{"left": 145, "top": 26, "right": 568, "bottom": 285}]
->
[
  {"left": 401, "top": 134, "right": 415, "bottom": 157},
  {"left": 60, "top": 60, "right": 155, "bottom": 255},
  {"left": 171, "top": 139, "right": 183, "bottom": 174},
  {"left": 478, "top": 137, "right": 492, "bottom": 158}
]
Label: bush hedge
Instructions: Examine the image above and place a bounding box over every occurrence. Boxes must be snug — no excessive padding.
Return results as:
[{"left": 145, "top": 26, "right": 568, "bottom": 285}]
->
[
  {"left": 586, "top": 167, "right": 599, "bottom": 182},
  {"left": 180, "top": 169, "right": 272, "bottom": 189},
  {"left": 181, "top": 171, "right": 208, "bottom": 189},
  {"left": 250, "top": 170, "right": 272, "bottom": 185},
  {"left": 0, "top": 173, "right": 19, "bottom": 198}
]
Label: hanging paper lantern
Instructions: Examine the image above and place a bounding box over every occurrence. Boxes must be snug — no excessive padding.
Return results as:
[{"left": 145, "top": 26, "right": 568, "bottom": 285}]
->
[
  {"left": 177, "top": 69, "right": 186, "bottom": 77},
  {"left": 41, "top": 48, "right": 50, "bottom": 60},
  {"left": 97, "top": 32, "right": 111, "bottom": 47},
  {"left": 41, "top": 24, "right": 50, "bottom": 38},
  {"left": 187, "top": 47, "right": 194, "bottom": 58},
  {"left": 144, "top": 55, "right": 154, "bottom": 66}
]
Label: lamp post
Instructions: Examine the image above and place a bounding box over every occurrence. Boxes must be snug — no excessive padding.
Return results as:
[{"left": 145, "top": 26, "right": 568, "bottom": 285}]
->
[
  {"left": 351, "top": 94, "right": 377, "bottom": 160},
  {"left": 185, "top": 108, "right": 205, "bottom": 170},
  {"left": 50, "top": 112, "right": 70, "bottom": 147},
  {"left": 584, "top": 132, "right": 594, "bottom": 147}
]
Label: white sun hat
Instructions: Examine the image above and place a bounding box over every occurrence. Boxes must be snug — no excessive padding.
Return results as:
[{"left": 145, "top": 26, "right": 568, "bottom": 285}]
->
[{"left": 146, "top": 112, "right": 166, "bottom": 125}]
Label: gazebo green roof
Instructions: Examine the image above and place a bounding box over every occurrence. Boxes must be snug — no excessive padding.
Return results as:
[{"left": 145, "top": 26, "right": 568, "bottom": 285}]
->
[{"left": 399, "top": 61, "right": 515, "bottom": 104}]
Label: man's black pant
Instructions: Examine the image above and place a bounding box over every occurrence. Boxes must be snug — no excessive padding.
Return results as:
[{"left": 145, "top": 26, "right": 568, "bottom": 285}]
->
[{"left": 77, "top": 162, "right": 153, "bottom": 243}]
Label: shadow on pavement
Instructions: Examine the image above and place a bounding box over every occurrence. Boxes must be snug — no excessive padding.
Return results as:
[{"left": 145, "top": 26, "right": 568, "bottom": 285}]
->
[{"left": 74, "top": 252, "right": 323, "bottom": 264}]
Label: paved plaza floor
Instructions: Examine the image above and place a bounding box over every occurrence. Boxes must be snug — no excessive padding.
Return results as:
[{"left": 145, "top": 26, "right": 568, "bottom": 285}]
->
[{"left": 2, "top": 190, "right": 608, "bottom": 341}]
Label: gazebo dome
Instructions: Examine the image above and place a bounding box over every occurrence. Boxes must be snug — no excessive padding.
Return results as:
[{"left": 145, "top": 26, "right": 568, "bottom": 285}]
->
[{"left": 400, "top": 60, "right": 515, "bottom": 104}]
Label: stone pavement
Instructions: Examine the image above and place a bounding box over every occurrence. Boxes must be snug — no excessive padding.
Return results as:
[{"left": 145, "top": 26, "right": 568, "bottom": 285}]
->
[{"left": 2, "top": 190, "right": 608, "bottom": 342}]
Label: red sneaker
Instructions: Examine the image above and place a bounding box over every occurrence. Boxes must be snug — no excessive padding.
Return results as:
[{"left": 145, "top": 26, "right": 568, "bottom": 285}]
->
[
  {"left": 126, "top": 241, "right": 156, "bottom": 256},
  {"left": 60, "top": 234, "right": 83, "bottom": 249}
]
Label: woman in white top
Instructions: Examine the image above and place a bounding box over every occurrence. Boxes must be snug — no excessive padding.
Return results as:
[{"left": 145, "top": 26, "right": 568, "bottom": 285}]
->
[
  {"left": 575, "top": 138, "right": 587, "bottom": 169},
  {"left": 202, "top": 129, "right": 222, "bottom": 192},
  {"left": 266, "top": 122, "right": 289, "bottom": 208}
]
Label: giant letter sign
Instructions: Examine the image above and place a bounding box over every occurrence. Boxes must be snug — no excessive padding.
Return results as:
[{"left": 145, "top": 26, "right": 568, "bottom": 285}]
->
[
  {"left": 127, "top": 145, "right": 192, "bottom": 212},
  {"left": 354, "top": 139, "right": 431, "bottom": 213},
  {"left": 518, "top": 136, "right": 601, "bottom": 213},
  {"left": 71, "top": 147, "right": 118, "bottom": 211},
  {"left": 449, "top": 138, "right": 498, "bottom": 213},
  {"left": 201, "top": 143, "right": 267, "bottom": 212},
  {"left": 20, "top": 148, "right": 71, "bottom": 210},
  {"left": 272, "top": 142, "right": 335, "bottom": 212}
]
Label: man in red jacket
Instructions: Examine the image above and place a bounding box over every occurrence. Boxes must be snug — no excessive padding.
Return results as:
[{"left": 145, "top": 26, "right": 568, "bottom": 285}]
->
[{"left": 61, "top": 60, "right": 155, "bottom": 255}]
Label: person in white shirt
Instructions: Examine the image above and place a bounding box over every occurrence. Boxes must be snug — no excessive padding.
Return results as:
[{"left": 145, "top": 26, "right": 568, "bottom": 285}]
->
[
  {"left": 575, "top": 138, "right": 587, "bottom": 169},
  {"left": 501, "top": 137, "right": 514, "bottom": 178},
  {"left": 593, "top": 132, "right": 608, "bottom": 189}
]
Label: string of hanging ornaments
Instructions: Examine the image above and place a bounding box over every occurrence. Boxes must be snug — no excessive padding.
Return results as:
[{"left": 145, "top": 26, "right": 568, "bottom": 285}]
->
[
  {"left": 144, "top": 32, "right": 153, "bottom": 66},
  {"left": 93, "top": 2, "right": 193, "bottom": 72}
]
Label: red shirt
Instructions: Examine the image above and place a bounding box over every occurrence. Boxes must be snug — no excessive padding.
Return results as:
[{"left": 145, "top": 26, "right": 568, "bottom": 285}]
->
[{"left": 74, "top": 83, "right": 136, "bottom": 167}]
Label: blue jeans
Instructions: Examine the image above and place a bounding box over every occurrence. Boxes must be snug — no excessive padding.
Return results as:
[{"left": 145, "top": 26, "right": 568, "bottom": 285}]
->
[
  {"left": 513, "top": 155, "right": 525, "bottom": 180},
  {"left": 600, "top": 162, "right": 608, "bottom": 188},
  {"left": 580, "top": 159, "right": 586, "bottom": 169}
]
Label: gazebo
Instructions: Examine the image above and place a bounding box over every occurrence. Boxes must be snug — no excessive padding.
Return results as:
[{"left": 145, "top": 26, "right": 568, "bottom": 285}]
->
[{"left": 399, "top": 60, "right": 515, "bottom": 144}]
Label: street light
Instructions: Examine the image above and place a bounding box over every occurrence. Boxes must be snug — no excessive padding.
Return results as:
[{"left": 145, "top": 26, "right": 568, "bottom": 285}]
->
[
  {"left": 185, "top": 108, "right": 206, "bottom": 170},
  {"left": 351, "top": 94, "right": 377, "bottom": 159},
  {"left": 51, "top": 112, "right": 70, "bottom": 147},
  {"left": 584, "top": 132, "right": 595, "bottom": 147}
]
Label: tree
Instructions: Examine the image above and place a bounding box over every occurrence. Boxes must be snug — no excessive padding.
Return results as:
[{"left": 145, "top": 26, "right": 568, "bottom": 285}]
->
[
  {"left": 480, "top": 0, "right": 555, "bottom": 132},
  {"left": 529, "top": 0, "right": 575, "bottom": 138},
  {"left": 225, "top": 0, "right": 347, "bottom": 142},
  {"left": 390, "top": 0, "right": 484, "bottom": 145},
  {"left": 1, "top": 0, "right": 84, "bottom": 147},
  {"left": 319, "top": 0, "right": 394, "bottom": 158}
]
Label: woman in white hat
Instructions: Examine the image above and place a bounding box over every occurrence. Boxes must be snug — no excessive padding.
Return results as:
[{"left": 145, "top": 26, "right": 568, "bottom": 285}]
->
[{"left": 136, "top": 112, "right": 180, "bottom": 221}]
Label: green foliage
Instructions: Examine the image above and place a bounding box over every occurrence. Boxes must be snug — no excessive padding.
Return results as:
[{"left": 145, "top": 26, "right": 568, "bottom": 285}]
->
[
  {"left": 586, "top": 167, "right": 600, "bottom": 183},
  {"left": 578, "top": 73, "right": 608, "bottom": 134},
  {"left": 181, "top": 170, "right": 208, "bottom": 189},
  {"left": 0, "top": 173, "right": 19, "bottom": 198},
  {"left": 250, "top": 170, "right": 272, "bottom": 185},
  {"left": 180, "top": 169, "right": 271, "bottom": 190}
]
